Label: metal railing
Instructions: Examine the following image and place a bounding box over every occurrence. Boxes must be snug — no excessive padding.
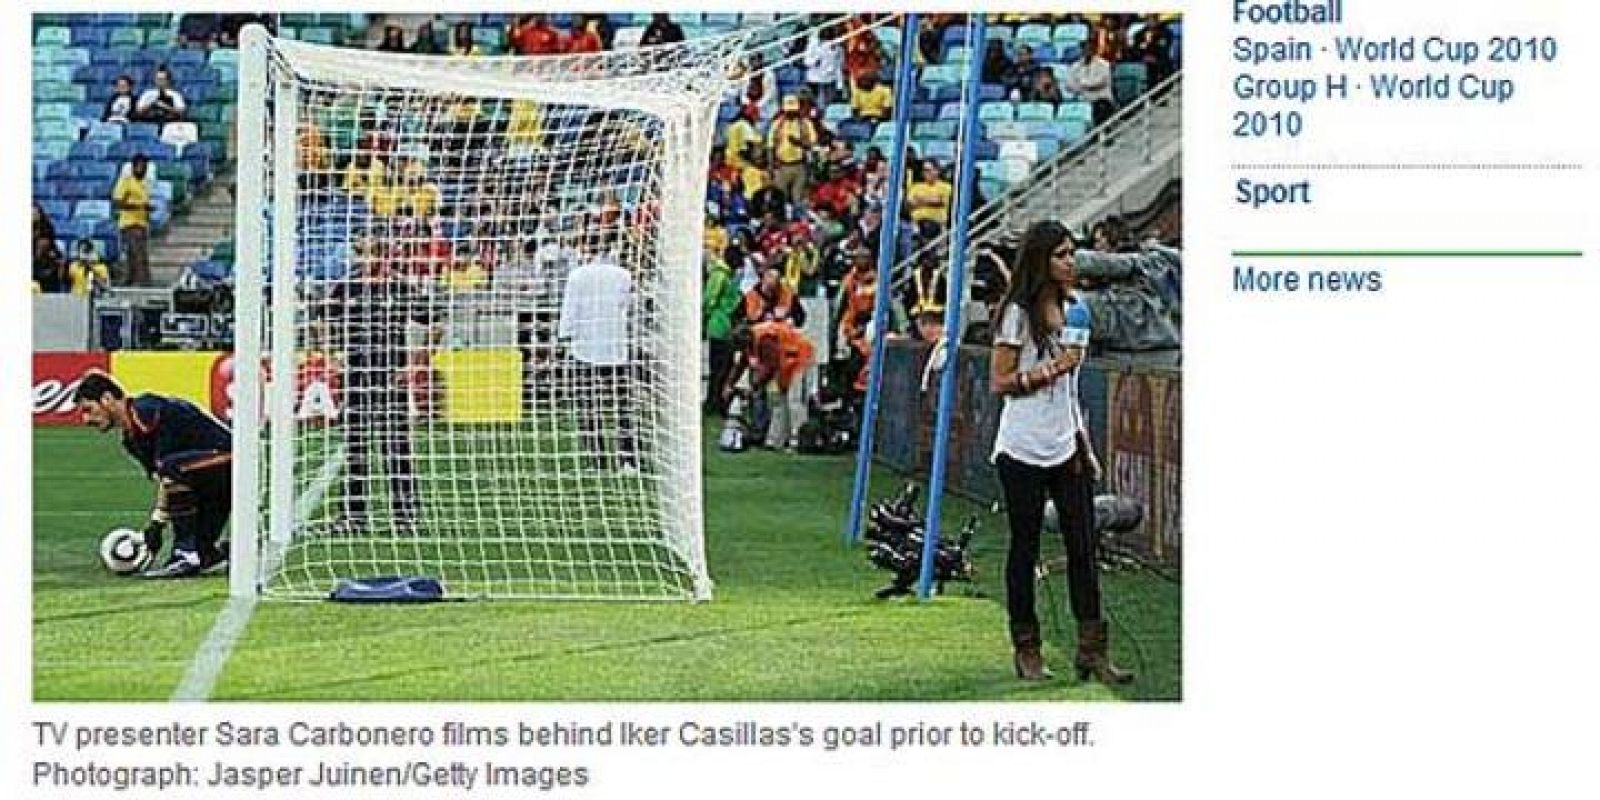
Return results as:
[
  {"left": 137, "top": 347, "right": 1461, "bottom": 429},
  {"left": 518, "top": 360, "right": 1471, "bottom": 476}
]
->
[{"left": 892, "top": 70, "right": 1183, "bottom": 291}]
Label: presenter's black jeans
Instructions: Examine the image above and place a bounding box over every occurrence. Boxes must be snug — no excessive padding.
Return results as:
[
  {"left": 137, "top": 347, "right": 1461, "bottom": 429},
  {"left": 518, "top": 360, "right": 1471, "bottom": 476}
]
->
[{"left": 995, "top": 450, "right": 1101, "bottom": 642}]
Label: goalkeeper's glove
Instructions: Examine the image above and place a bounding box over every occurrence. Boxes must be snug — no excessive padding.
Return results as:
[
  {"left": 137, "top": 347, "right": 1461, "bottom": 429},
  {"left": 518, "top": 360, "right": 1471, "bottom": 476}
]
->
[{"left": 143, "top": 517, "right": 167, "bottom": 558}]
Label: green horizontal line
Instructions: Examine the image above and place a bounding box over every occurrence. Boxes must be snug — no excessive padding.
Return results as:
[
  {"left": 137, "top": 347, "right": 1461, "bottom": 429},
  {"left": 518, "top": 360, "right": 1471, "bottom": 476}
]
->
[{"left": 1233, "top": 250, "right": 1583, "bottom": 258}]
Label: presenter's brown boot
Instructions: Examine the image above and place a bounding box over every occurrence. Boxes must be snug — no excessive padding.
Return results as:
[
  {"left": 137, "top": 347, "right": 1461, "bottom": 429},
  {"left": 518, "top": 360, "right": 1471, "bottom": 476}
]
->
[
  {"left": 1012, "top": 626, "right": 1054, "bottom": 681},
  {"left": 1074, "top": 620, "right": 1134, "bottom": 685}
]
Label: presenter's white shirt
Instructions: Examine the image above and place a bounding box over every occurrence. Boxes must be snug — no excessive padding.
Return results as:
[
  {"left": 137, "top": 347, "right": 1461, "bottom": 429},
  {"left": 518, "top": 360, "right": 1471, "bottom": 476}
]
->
[
  {"left": 991, "top": 298, "right": 1088, "bottom": 467},
  {"left": 558, "top": 256, "right": 632, "bottom": 366},
  {"left": 1066, "top": 58, "right": 1114, "bottom": 105}
]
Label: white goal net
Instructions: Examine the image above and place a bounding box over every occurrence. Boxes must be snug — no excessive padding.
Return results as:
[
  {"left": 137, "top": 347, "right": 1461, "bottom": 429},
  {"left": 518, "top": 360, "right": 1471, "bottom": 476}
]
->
[{"left": 232, "top": 26, "right": 738, "bottom": 601}]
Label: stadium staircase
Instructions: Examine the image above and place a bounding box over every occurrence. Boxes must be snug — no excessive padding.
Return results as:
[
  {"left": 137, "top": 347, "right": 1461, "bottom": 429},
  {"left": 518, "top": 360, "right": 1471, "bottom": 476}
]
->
[
  {"left": 896, "top": 70, "right": 1182, "bottom": 285},
  {"left": 150, "top": 171, "right": 233, "bottom": 285}
]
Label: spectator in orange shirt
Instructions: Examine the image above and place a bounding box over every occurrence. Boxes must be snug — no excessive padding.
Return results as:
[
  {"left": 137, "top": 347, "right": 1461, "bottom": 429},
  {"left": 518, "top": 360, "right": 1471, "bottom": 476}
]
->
[
  {"left": 509, "top": 14, "right": 562, "bottom": 56},
  {"left": 743, "top": 266, "right": 797, "bottom": 325},
  {"left": 566, "top": 17, "right": 604, "bottom": 54}
]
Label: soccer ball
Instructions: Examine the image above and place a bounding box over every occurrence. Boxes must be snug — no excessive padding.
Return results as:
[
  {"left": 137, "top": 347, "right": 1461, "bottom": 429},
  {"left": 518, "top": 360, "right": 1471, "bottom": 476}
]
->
[{"left": 99, "top": 528, "right": 151, "bottom": 575}]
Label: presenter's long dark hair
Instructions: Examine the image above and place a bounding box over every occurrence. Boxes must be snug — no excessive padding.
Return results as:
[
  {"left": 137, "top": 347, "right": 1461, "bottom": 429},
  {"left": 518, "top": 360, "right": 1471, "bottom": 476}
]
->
[{"left": 997, "top": 220, "right": 1077, "bottom": 355}]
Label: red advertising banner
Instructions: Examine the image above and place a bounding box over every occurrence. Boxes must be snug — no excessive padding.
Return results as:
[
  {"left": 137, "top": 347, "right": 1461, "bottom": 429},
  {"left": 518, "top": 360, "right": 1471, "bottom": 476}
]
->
[{"left": 32, "top": 352, "right": 111, "bottom": 426}]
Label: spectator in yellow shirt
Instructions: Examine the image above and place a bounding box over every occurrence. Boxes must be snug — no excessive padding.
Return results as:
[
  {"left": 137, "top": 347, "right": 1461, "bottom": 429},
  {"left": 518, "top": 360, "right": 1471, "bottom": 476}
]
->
[
  {"left": 723, "top": 104, "right": 762, "bottom": 171},
  {"left": 110, "top": 155, "right": 152, "bottom": 286},
  {"left": 850, "top": 72, "right": 894, "bottom": 123},
  {"left": 767, "top": 95, "right": 818, "bottom": 205},
  {"left": 67, "top": 239, "right": 112, "bottom": 296},
  {"left": 907, "top": 161, "right": 954, "bottom": 228}
]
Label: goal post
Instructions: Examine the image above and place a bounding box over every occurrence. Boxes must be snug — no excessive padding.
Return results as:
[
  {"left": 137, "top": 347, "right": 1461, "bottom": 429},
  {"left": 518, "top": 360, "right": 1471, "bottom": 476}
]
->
[{"left": 231, "top": 25, "right": 735, "bottom": 601}]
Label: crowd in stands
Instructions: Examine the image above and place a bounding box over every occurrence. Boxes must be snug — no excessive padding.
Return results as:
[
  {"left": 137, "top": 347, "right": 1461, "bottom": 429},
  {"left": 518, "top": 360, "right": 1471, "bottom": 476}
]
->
[{"left": 34, "top": 12, "right": 1179, "bottom": 448}]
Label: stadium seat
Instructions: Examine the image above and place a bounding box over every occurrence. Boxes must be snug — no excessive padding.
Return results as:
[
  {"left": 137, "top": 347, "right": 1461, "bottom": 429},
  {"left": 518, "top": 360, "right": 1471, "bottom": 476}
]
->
[
  {"left": 40, "top": 199, "right": 73, "bottom": 224},
  {"left": 938, "top": 102, "right": 963, "bottom": 120},
  {"left": 978, "top": 102, "right": 1016, "bottom": 122},
  {"left": 1113, "top": 63, "right": 1149, "bottom": 104},
  {"left": 921, "top": 140, "right": 957, "bottom": 162},
  {"left": 613, "top": 27, "right": 644, "bottom": 50},
  {"left": 941, "top": 27, "right": 967, "bottom": 49},
  {"left": 945, "top": 45, "right": 970, "bottom": 65},
  {"left": 1016, "top": 102, "right": 1055, "bottom": 121},
  {"left": 69, "top": 140, "right": 111, "bottom": 161},
  {"left": 169, "top": 49, "right": 206, "bottom": 69},
  {"left": 1058, "top": 101, "right": 1093, "bottom": 125},
  {"left": 922, "top": 65, "right": 961, "bottom": 85},
  {"left": 980, "top": 83, "right": 1007, "bottom": 101},
  {"left": 160, "top": 122, "right": 200, "bottom": 156},
  {"left": 985, "top": 120, "right": 1029, "bottom": 140},
  {"left": 38, "top": 64, "right": 78, "bottom": 85},
  {"left": 1032, "top": 43, "right": 1059, "bottom": 63},
  {"left": 35, "top": 140, "right": 74, "bottom": 161},
  {"left": 1034, "top": 138, "right": 1061, "bottom": 162},
  {"left": 823, "top": 103, "right": 853, "bottom": 123},
  {"left": 910, "top": 103, "right": 938, "bottom": 122},
  {"left": 123, "top": 122, "right": 159, "bottom": 142},
  {"left": 1053, "top": 23, "right": 1089, "bottom": 45},
  {"left": 35, "top": 26, "right": 72, "bottom": 47},
  {"left": 43, "top": 161, "right": 75, "bottom": 181},
  {"left": 97, "top": 12, "right": 138, "bottom": 25},
  {"left": 1017, "top": 24, "right": 1052, "bottom": 45},
  {"left": 209, "top": 48, "right": 239, "bottom": 68},
  {"left": 72, "top": 27, "right": 111, "bottom": 48},
  {"left": 84, "top": 121, "right": 123, "bottom": 142},
  {"left": 34, "top": 102, "right": 75, "bottom": 123},
  {"left": 38, "top": 82, "right": 88, "bottom": 103},
  {"left": 78, "top": 162, "right": 119, "bottom": 184},
  {"left": 998, "top": 140, "right": 1038, "bottom": 164},
  {"left": 838, "top": 119, "right": 875, "bottom": 142},
  {"left": 36, "top": 119, "right": 79, "bottom": 143},
  {"left": 997, "top": 157, "right": 1033, "bottom": 185},
  {"left": 74, "top": 199, "right": 113, "bottom": 221},
  {"left": 913, "top": 120, "right": 957, "bottom": 140},
  {"left": 107, "top": 27, "right": 143, "bottom": 48},
  {"left": 989, "top": 26, "right": 1014, "bottom": 44},
  {"left": 924, "top": 84, "right": 962, "bottom": 104},
  {"left": 705, "top": 13, "right": 738, "bottom": 29},
  {"left": 1059, "top": 119, "right": 1090, "bottom": 145}
]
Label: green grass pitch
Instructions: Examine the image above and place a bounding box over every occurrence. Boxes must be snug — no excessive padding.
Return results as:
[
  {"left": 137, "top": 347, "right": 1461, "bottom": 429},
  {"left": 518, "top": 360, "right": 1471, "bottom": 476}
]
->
[{"left": 33, "top": 425, "right": 1179, "bottom": 701}]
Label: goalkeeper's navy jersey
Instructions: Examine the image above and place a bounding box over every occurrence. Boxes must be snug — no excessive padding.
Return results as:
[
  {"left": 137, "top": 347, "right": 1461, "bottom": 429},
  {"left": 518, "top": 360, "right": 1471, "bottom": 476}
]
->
[{"left": 120, "top": 394, "right": 232, "bottom": 478}]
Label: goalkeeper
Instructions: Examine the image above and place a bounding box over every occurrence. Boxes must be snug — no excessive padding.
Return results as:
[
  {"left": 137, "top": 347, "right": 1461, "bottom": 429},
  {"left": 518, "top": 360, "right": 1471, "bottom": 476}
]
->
[{"left": 74, "top": 370, "right": 232, "bottom": 578}]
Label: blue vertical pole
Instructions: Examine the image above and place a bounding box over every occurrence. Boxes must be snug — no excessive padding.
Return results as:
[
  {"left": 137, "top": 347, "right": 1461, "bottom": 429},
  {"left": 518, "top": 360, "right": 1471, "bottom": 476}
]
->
[
  {"left": 918, "top": 16, "right": 987, "bottom": 599},
  {"left": 845, "top": 14, "right": 922, "bottom": 545}
]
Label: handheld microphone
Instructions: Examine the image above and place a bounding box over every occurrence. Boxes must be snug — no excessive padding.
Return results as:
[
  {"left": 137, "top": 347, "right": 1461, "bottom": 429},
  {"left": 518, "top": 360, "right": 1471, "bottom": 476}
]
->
[{"left": 1063, "top": 294, "right": 1091, "bottom": 349}]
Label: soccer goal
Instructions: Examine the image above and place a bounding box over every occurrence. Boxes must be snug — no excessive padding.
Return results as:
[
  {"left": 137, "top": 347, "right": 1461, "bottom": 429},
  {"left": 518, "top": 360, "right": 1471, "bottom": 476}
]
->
[{"left": 231, "top": 25, "right": 736, "bottom": 601}]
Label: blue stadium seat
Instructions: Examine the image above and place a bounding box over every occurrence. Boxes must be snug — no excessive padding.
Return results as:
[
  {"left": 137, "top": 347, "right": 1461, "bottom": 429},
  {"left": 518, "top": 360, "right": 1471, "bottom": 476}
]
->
[
  {"left": 69, "top": 140, "right": 111, "bottom": 161},
  {"left": 74, "top": 199, "right": 113, "bottom": 221},
  {"left": 1032, "top": 44, "right": 1059, "bottom": 63},
  {"left": 978, "top": 102, "right": 1016, "bottom": 122},
  {"left": 922, "top": 64, "right": 961, "bottom": 85},
  {"left": 923, "top": 84, "right": 962, "bottom": 104},
  {"left": 823, "top": 103, "right": 852, "bottom": 123},
  {"left": 1034, "top": 138, "right": 1061, "bottom": 162},
  {"left": 72, "top": 27, "right": 111, "bottom": 48},
  {"left": 1059, "top": 119, "right": 1090, "bottom": 145},
  {"left": 705, "top": 13, "right": 738, "bottom": 28},
  {"left": 38, "top": 64, "right": 78, "bottom": 84},
  {"left": 1019, "top": 120, "right": 1060, "bottom": 140},
  {"left": 33, "top": 179, "right": 61, "bottom": 198},
  {"left": 913, "top": 120, "right": 957, "bottom": 140},
  {"left": 35, "top": 27, "right": 72, "bottom": 47},
  {"left": 107, "top": 27, "right": 144, "bottom": 48},
  {"left": 168, "top": 49, "right": 206, "bottom": 69},
  {"left": 36, "top": 119, "right": 79, "bottom": 143},
  {"left": 945, "top": 45, "right": 971, "bottom": 66},
  {"left": 973, "top": 140, "right": 1002, "bottom": 160},
  {"left": 1016, "top": 102, "right": 1055, "bottom": 121},
  {"left": 40, "top": 199, "right": 72, "bottom": 223},
  {"left": 34, "top": 102, "right": 75, "bottom": 123},
  {"left": 838, "top": 119, "right": 875, "bottom": 142},
  {"left": 1017, "top": 24, "right": 1052, "bottom": 45},
  {"left": 208, "top": 48, "right": 239, "bottom": 68},
  {"left": 941, "top": 27, "right": 967, "bottom": 49},
  {"left": 938, "top": 102, "right": 962, "bottom": 121},
  {"left": 1053, "top": 23, "right": 1089, "bottom": 45},
  {"left": 921, "top": 140, "right": 956, "bottom": 162},
  {"left": 910, "top": 103, "right": 938, "bottom": 122},
  {"left": 38, "top": 82, "right": 88, "bottom": 103},
  {"left": 1058, "top": 101, "right": 1093, "bottom": 125},
  {"left": 97, "top": 12, "right": 139, "bottom": 25},
  {"left": 84, "top": 121, "right": 124, "bottom": 142},
  {"left": 988, "top": 26, "right": 1014, "bottom": 44},
  {"left": 979, "top": 120, "right": 1030, "bottom": 140},
  {"left": 91, "top": 47, "right": 135, "bottom": 66},
  {"left": 980, "top": 83, "right": 1007, "bottom": 102},
  {"left": 45, "top": 161, "right": 76, "bottom": 181},
  {"left": 78, "top": 162, "right": 119, "bottom": 184},
  {"left": 35, "top": 140, "right": 74, "bottom": 161}
]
